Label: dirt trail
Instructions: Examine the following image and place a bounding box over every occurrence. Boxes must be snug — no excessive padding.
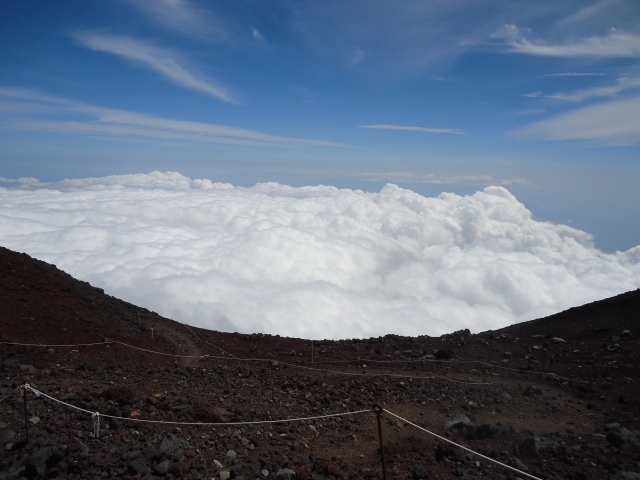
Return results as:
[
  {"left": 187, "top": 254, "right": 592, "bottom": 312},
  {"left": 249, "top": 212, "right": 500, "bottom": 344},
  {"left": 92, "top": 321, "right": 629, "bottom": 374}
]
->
[{"left": 143, "top": 316, "right": 202, "bottom": 367}]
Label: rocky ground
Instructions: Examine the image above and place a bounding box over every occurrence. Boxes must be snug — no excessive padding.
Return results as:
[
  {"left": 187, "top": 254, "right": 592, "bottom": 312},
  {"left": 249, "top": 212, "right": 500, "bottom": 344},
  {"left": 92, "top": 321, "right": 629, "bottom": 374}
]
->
[{"left": 0, "top": 246, "right": 639, "bottom": 480}]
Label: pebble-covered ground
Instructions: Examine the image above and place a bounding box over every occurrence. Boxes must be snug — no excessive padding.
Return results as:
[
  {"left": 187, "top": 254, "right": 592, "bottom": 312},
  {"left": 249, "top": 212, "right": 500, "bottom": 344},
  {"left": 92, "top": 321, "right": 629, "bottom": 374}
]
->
[{"left": 1, "top": 246, "right": 639, "bottom": 480}]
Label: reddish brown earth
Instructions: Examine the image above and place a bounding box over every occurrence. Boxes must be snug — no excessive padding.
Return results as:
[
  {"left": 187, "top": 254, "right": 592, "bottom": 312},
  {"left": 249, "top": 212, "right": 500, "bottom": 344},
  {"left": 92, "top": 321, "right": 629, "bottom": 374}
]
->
[{"left": 1, "top": 246, "right": 639, "bottom": 480}]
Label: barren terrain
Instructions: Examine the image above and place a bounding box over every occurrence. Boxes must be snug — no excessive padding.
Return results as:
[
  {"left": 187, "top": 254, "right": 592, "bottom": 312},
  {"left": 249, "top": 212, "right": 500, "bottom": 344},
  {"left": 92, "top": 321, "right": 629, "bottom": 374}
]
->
[{"left": 1, "top": 246, "right": 639, "bottom": 480}]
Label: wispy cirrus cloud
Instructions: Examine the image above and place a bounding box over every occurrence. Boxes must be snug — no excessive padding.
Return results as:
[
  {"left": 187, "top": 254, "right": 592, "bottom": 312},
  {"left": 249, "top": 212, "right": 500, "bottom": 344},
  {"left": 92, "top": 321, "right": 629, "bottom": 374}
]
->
[
  {"left": 0, "top": 87, "right": 351, "bottom": 148},
  {"left": 543, "top": 72, "right": 605, "bottom": 77},
  {"left": 74, "top": 33, "right": 235, "bottom": 103},
  {"left": 359, "top": 124, "right": 464, "bottom": 135},
  {"left": 120, "top": 0, "right": 228, "bottom": 41},
  {"left": 548, "top": 77, "right": 640, "bottom": 102},
  {"left": 495, "top": 25, "right": 640, "bottom": 58},
  {"left": 513, "top": 96, "right": 640, "bottom": 145}
]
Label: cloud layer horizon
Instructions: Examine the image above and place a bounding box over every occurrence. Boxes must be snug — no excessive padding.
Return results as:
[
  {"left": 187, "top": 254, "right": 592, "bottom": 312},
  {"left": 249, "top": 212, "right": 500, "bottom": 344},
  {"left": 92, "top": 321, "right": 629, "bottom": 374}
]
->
[{"left": 1, "top": 172, "right": 639, "bottom": 339}]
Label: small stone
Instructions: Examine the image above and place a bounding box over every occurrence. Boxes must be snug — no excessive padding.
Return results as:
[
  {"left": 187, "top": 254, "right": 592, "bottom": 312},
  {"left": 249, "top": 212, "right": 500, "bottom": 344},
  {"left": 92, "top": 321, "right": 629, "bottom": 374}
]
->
[
  {"left": 101, "top": 385, "right": 134, "bottom": 405},
  {"left": 518, "top": 436, "right": 541, "bottom": 458},
  {"left": 159, "top": 434, "right": 183, "bottom": 458},
  {"left": 610, "top": 472, "right": 640, "bottom": 480},
  {"left": 606, "top": 427, "right": 637, "bottom": 448},
  {"left": 220, "top": 470, "right": 231, "bottom": 480},
  {"left": 412, "top": 464, "right": 429, "bottom": 479},
  {"left": 128, "top": 457, "right": 149, "bottom": 475},
  {"left": 26, "top": 445, "right": 67, "bottom": 478},
  {"left": 192, "top": 398, "right": 226, "bottom": 423},
  {"left": 262, "top": 469, "right": 269, "bottom": 477},
  {"left": 20, "top": 364, "right": 37, "bottom": 375},
  {"left": 550, "top": 337, "right": 566, "bottom": 343},
  {"left": 507, "top": 457, "right": 529, "bottom": 473},
  {"left": 444, "top": 414, "right": 472, "bottom": 431},
  {"left": 522, "top": 385, "right": 542, "bottom": 396},
  {"left": 28, "top": 416, "right": 40, "bottom": 424},
  {"left": 153, "top": 459, "right": 173, "bottom": 475},
  {"left": 226, "top": 450, "right": 237, "bottom": 460},
  {"left": 275, "top": 468, "right": 297, "bottom": 480},
  {"left": 130, "top": 410, "right": 140, "bottom": 419}
]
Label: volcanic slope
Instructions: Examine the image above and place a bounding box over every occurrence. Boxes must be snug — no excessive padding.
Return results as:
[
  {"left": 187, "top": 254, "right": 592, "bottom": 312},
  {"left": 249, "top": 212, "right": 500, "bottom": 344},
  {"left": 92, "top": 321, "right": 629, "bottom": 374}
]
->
[{"left": 1, "top": 246, "right": 639, "bottom": 480}]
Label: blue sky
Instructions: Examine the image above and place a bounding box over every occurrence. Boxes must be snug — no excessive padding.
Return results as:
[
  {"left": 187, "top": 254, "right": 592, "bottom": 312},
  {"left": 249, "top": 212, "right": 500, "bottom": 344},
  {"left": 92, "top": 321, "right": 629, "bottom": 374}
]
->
[{"left": 1, "top": 0, "right": 640, "bottom": 252}]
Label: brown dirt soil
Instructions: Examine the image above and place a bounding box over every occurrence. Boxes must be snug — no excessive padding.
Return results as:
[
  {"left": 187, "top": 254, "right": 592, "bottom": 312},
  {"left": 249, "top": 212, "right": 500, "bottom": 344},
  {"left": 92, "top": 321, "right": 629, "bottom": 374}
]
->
[{"left": 1, "top": 246, "right": 639, "bottom": 480}]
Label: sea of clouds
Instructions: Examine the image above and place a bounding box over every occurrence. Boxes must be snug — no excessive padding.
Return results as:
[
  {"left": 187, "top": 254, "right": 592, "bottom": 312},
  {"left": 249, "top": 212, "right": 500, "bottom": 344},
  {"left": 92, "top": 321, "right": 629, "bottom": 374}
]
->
[{"left": 1, "top": 171, "right": 639, "bottom": 339}]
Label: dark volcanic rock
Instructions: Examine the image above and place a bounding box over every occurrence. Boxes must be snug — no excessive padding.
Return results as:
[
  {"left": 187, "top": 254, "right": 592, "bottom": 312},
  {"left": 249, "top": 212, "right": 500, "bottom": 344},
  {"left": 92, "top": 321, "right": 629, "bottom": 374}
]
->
[
  {"left": 444, "top": 414, "right": 472, "bottom": 431},
  {"left": 153, "top": 459, "right": 173, "bottom": 475},
  {"left": 128, "top": 457, "right": 150, "bottom": 475},
  {"left": 518, "top": 436, "right": 541, "bottom": 458},
  {"left": 466, "top": 424, "right": 497, "bottom": 440},
  {"left": 275, "top": 468, "right": 297, "bottom": 480},
  {"left": 25, "top": 444, "right": 67, "bottom": 478},
  {"left": 412, "top": 464, "right": 430, "bottom": 479},
  {"left": 100, "top": 385, "right": 134, "bottom": 405},
  {"left": 435, "top": 350, "right": 451, "bottom": 360},
  {"left": 191, "top": 397, "right": 227, "bottom": 423},
  {"left": 522, "top": 385, "right": 542, "bottom": 396},
  {"left": 159, "top": 434, "right": 184, "bottom": 460},
  {"left": 606, "top": 427, "right": 638, "bottom": 448}
]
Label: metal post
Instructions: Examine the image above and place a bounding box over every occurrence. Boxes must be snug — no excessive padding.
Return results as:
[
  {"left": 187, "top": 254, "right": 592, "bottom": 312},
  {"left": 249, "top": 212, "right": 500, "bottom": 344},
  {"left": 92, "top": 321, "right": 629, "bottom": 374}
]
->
[
  {"left": 151, "top": 328, "right": 154, "bottom": 340},
  {"left": 22, "top": 386, "right": 29, "bottom": 443},
  {"left": 311, "top": 340, "right": 314, "bottom": 364},
  {"left": 374, "top": 404, "right": 387, "bottom": 480}
]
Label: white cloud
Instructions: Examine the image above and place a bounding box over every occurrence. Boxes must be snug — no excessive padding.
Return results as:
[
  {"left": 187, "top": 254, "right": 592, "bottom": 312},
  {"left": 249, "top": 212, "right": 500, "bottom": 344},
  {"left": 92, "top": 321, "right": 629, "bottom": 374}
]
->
[
  {"left": 0, "top": 87, "right": 350, "bottom": 148},
  {"left": 252, "top": 28, "right": 264, "bottom": 42},
  {"left": 513, "top": 96, "right": 640, "bottom": 145},
  {"left": 356, "top": 172, "right": 532, "bottom": 187},
  {"left": 121, "top": 0, "right": 227, "bottom": 41},
  {"left": 1, "top": 172, "right": 638, "bottom": 340},
  {"left": 548, "top": 77, "right": 640, "bottom": 102},
  {"left": 359, "top": 124, "right": 464, "bottom": 135},
  {"left": 556, "top": 0, "right": 620, "bottom": 27},
  {"left": 543, "top": 72, "right": 605, "bottom": 77},
  {"left": 74, "top": 33, "right": 235, "bottom": 103},
  {"left": 496, "top": 24, "right": 640, "bottom": 58}
]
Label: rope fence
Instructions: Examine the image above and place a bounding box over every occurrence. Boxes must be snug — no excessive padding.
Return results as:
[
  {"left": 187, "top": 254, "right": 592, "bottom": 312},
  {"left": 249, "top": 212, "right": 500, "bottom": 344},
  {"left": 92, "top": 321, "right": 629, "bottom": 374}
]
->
[
  {"left": 1, "top": 384, "right": 539, "bottom": 480},
  {"left": 383, "top": 409, "right": 543, "bottom": 480},
  {"left": 3, "top": 338, "right": 587, "bottom": 385}
]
